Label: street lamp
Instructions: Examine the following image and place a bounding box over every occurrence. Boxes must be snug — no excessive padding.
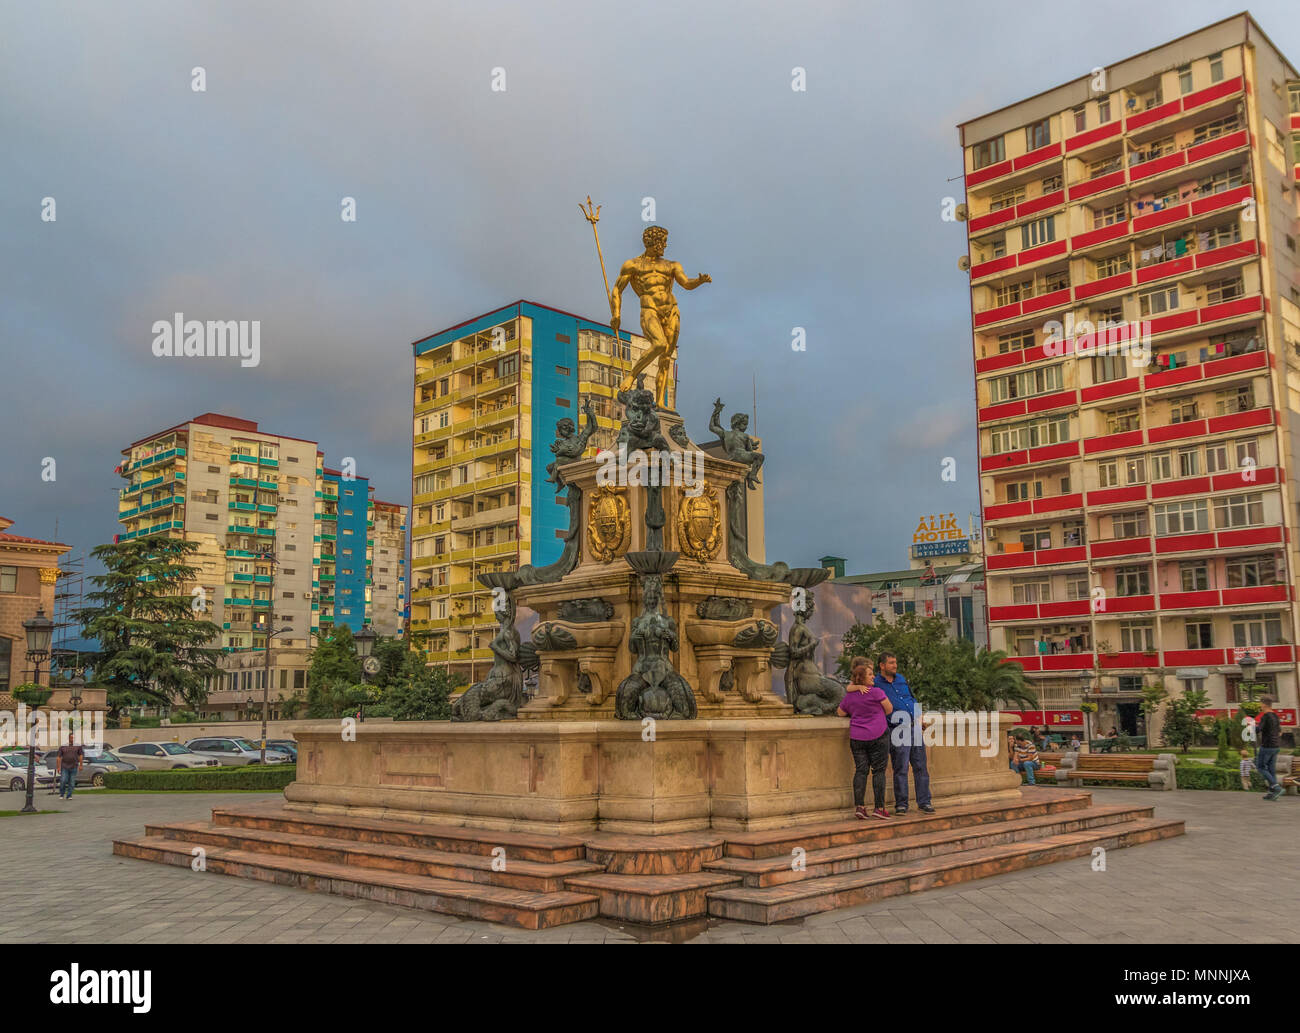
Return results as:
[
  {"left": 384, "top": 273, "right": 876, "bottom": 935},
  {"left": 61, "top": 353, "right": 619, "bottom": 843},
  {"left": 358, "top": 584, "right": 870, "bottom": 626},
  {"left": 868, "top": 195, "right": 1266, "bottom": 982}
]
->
[
  {"left": 354, "top": 625, "right": 379, "bottom": 723},
  {"left": 245, "top": 695, "right": 255, "bottom": 717},
  {"left": 259, "top": 626, "right": 292, "bottom": 764},
  {"left": 1079, "top": 673, "right": 1094, "bottom": 748},
  {"left": 1238, "top": 654, "right": 1259, "bottom": 703},
  {"left": 21, "top": 608, "right": 55, "bottom": 814},
  {"left": 67, "top": 676, "right": 84, "bottom": 710}
]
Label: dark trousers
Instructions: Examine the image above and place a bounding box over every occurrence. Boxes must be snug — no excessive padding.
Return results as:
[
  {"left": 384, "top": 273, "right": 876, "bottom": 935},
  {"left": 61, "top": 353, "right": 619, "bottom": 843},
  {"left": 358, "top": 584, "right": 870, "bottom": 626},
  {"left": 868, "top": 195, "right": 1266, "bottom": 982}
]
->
[
  {"left": 1258, "top": 747, "right": 1281, "bottom": 791},
  {"left": 850, "top": 734, "right": 889, "bottom": 809},
  {"left": 889, "top": 722, "right": 932, "bottom": 809}
]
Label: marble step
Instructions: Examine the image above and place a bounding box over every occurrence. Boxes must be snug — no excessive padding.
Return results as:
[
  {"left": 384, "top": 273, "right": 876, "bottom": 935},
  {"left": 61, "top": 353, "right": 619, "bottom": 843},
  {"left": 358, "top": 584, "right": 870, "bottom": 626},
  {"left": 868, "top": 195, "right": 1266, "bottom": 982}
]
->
[
  {"left": 721, "top": 790, "right": 1095, "bottom": 859},
  {"left": 113, "top": 835, "right": 600, "bottom": 930},
  {"left": 562, "top": 871, "right": 745, "bottom": 924},
  {"left": 706, "top": 804, "right": 1154, "bottom": 887},
  {"left": 144, "top": 821, "right": 603, "bottom": 893},
  {"left": 583, "top": 832, "right": 726, "bottom": 875},
  {"left": 706, "top": 818, "right": 1185, "bottom": 924},
  {"left": 210, "top": 803, "right": 587, "bottom": 863}
]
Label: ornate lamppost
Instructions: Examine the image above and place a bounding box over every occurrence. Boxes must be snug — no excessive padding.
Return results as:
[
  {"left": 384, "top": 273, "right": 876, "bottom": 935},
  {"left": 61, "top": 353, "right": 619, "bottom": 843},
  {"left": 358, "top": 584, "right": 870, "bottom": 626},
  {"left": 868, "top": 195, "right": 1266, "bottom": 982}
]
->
[
  {"left": 354, "top": 625, "right": 379, "bottom": 722},
  {"left": 20, "top": 608, "right": 54, "bottom": 814}
]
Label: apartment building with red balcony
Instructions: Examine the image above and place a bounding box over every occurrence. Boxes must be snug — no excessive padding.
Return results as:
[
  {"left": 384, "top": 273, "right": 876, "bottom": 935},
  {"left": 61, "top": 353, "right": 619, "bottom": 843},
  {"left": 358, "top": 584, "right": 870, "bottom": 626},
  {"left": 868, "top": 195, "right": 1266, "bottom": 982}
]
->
[{"left": 959, "top": 14, "right": 1300, "bottom": 736}]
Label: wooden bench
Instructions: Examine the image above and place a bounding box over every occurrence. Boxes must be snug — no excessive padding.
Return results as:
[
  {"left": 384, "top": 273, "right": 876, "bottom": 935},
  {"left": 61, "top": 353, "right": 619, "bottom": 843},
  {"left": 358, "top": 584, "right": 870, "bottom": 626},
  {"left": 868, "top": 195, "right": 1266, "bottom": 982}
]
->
[{"left": 1061, "top": 752, "right": 1174, "bottom": 789}]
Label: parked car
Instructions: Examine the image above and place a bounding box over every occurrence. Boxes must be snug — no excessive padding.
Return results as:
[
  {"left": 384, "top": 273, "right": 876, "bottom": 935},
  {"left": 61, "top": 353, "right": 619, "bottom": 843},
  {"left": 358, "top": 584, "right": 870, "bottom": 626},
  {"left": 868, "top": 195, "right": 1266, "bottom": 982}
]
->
[
  {"left": 264, "top": 739, "right": 297, "bottom": 761},
  {"left": 38, "top": 750, "right": 136, "bottom": 787},
  {"left": 0, "top": 753, "right": 42, "bottom": 791},
  {"left": 183, "top": 737, "right": 290, "bottom": 766},
  {"left": 112, "top": 741, "right": 221, "bottom": 770}
]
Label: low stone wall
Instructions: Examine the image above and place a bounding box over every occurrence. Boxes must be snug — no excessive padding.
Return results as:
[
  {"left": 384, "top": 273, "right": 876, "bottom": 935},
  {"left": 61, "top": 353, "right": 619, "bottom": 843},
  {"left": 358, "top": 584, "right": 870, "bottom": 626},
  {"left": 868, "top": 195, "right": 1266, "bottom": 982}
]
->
[{"left": 284, "top": 716, "right": 1024, "bottom": 836}]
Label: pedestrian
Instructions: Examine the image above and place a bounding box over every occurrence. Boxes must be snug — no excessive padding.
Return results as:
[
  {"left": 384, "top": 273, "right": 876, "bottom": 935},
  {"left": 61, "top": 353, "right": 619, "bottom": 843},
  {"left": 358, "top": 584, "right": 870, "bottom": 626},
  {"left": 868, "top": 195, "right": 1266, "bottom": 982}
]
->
[
  {"left": 1069, "top": 734, "right": 1081, "bottom": 752},
  {"left": 1256, "top": 697, "right": 1284, "bottom": 801},
  {"left": 1011, "top": 729, "right": 1041, "bottom": 785},
  {"left": 836, "top": 657, "right": 894, "bottom": 820},
  {"left": 1239, "top": 749, "right": 1256, "bottom": 791},
  {"left": 54, "top": 732, "right": 83, "bottom": 800},
  {"left": 875, "top": 651, "right": 934, "bottom": 814}
]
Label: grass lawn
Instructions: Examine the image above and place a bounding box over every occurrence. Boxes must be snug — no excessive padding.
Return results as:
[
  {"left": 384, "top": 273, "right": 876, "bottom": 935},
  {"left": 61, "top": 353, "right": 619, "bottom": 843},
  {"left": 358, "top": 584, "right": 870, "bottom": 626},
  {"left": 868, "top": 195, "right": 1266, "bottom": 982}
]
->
[
  {"left": 0, "top": 809, "right": 61, "bottom": 817},
  {"left": 94, "top": 788, "right": 282, "bottom": 795}
]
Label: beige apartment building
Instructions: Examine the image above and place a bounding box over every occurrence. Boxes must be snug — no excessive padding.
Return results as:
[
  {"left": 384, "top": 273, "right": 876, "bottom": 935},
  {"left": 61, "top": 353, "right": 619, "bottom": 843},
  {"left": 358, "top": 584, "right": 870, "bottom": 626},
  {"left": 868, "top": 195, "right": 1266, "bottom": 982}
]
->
[
  {"left": 117, "top": 414, "right": 405, "bottom": 718},
  {"left": 959, "top": 13, "right": 1300, "bottom": 735}
]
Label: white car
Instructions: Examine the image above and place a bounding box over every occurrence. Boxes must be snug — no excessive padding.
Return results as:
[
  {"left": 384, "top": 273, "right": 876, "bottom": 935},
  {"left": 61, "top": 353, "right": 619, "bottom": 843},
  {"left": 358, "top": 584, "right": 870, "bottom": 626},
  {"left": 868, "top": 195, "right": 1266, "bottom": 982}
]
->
[
  {"left": 112, "top": 741, "right": 221, "bottom": 770},
  {"left": 183, "top": 737, "right": 291, "bottom": 766},
  {"left": 0, "top": 753, "right": 35, "bottom": 791}
]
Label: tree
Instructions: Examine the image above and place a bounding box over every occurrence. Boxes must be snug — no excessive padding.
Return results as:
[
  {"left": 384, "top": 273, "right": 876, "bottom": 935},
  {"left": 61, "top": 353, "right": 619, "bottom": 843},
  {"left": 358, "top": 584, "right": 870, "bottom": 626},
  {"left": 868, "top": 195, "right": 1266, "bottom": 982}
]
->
[
  {"left": 370, "top": 636, "right": 409, "bottom": 690},
  {"left": 76, "top": 539, "right": 222, "bottom": 711},
  {"left": 307, "top": 624, "right": 361, "bottom": 688},
  {"left": 306, "top": 678, "right": 367, "bottom": 719},
  {"left": 385, "top": 653, "right": 459, "bottom": 721},
  {"left": 1161, "top": 694, "right": 1203, "bottom": 753}
]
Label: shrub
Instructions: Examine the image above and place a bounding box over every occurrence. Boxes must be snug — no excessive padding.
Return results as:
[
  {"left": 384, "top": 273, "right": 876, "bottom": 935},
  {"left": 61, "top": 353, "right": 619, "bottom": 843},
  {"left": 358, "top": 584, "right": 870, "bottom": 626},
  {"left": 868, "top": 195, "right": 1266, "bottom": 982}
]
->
[
  {"left": 1175, "top": 763, "right": 1270, "bottom": 791},
  {"left": 103, "top": 764, "right": 296, "bottom": 791}
]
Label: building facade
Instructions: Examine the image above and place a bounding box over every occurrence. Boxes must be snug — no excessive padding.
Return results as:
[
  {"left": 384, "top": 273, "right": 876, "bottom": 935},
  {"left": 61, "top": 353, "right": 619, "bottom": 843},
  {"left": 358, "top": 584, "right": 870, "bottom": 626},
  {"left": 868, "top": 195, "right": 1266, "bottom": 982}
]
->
[
  {"left": 959, "top": 14, "right": 1300, "bottom": 733},
  {"left": 0, "top": 517, "right": 70, "bottom": 695},
  {"left": 116, "top": 414, "right": 406, "bottom": 717},
  {"left": 409, "top": 300, "right": 669, "bottom": 683}
]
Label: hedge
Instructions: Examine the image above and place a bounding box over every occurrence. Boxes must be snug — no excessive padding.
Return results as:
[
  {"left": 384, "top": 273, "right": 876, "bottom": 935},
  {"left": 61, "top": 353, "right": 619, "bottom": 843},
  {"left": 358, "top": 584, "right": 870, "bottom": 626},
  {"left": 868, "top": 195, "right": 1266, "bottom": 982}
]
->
[
  {"left": 1175, "top": 764, "right": 1269, "bottom": 791},
  {"left": 103, "top": 764, "right": 296, "bottom": 791}
]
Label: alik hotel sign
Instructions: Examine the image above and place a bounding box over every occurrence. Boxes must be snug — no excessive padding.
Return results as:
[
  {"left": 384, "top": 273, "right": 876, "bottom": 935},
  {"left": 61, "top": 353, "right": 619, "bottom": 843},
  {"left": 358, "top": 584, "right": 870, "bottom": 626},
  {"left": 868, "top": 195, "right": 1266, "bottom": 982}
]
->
[{"left": 911, "top": 513, "right": 972, "bottom": 560}]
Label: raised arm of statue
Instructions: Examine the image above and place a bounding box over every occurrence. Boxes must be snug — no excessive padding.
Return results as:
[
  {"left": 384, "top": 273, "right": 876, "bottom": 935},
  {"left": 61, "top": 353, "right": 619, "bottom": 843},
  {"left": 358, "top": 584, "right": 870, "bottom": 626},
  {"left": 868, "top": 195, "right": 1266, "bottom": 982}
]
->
[
  {"left": 578, "top": 398, "right": 598, "bottom": 445},
  {"left": 709, "top": 398, "right": 726, "bottom": 439}
]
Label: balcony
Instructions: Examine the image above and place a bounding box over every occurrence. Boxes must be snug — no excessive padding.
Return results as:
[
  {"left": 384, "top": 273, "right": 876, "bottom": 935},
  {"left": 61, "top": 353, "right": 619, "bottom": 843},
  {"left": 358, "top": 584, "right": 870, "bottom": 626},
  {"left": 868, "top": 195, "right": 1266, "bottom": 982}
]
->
[{"left": 985, "top": 544, "right": 1087, "bottom": 571}]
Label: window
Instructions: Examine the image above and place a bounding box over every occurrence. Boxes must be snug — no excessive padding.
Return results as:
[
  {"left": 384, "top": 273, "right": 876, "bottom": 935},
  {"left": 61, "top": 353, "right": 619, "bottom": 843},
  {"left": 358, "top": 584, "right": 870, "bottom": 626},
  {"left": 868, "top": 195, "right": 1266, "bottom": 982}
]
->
[
  {"left": 1170, "top": 399, "right": 1198, "bottom": 425},
  {"left": 1115, "top": 566, "right": 1150, "bottom": 597},
  {"left": 1041, "top": 173, "right": 1062, "bottom": 193},
  {"left": 1098, "top": 97, "right": 1111, "bottom": 123},
  {"left": 1214, "top": 385, "right": 1254, "bottom": 416},
  {"left": 1125, "top": 455, "right": 1146, "bottom": 484},
  {"left": 989, "top": 186, "right": 1025, "bottom": 211},
  {"left": 1180, "top": 561, "right": 1209, "bottom": 591},
  {"left": 1098, "top": 460, "right": 1119, "bottom": 487},
  {"left": 1111, "top": 511, "right": 1148, "bottom": 538},
  {"left": 1026, "top": 118, "right": 1051, "bottom": 150},
  {"left": 1093, "top": 201, "right": 1126, "bottom": 228},
  {"left": 1226, "top": 554, "right": 1278, "bottom": 588},
  {"left": 1185, "top": 622, "right": 1213, "bottom": 648},
  {"left": 1149, "top": 451, "right": 1173, "bottom": 480},
  {"left": 1178, "top": 65, "right": 1192, "bottom": 94},
  {"left": 1072, "top": 107, "right": 1086, "bottom": 132},
  {"left": 1091, "top": 353, "right": 1126, "bottom": 384},
  {"left": 1176, "top": 447, "right": 1199, "bottom": 477},
  {"left": 1094, "top": 254, "right": 1131, "bottom": 279},
  {"left": 1206, "top": 443, "right": 1229, "bottom": 473},
  {"left": 1088, "top": 154, "right": 1122, "bottom": 178},
  {"left": 1213, "top": 492, "right": 1264, "bottom": 529},
  {"left": 1018, "top": 527, "right": 1053, "bottom": 552},
  {"left": 1154, "top": 499, "right": 1208, "bottom": 535},
  {"left": 0, "top": 638, "right": 9, "bottom": 690},
  {"left": 0, "top": 566, "right": 15, "bottom": 593},
  {"left": 1011, "top": 577, "right": 1052, "bottom": 604},
  {"left": 989, "top": 236, "right": 1007, "bottom": 259},
  {"left": 1021, "top": 216, "right": 1056, "bottom": 249},
  {"left": 989, "top": 415, "right": 1070, "bottom": 454},
  {"left": 1105, "top": 407, "right": 1141, "bottom": 434},
  {"left": 1205, "top": 278, "right": 1244, "bottom": 305},
  {"left": 1232, "top": 614, "right": 1284, "bottom": 648},
  {"left": 1065, "top": 578, "right": 1091, "bottom": 600},
  {"left": 1119, "top": 620, "right": 1155, "bottom": 651},
  {"left": 1210, "top": 53, "right": 1223, "bottom": 83},
  {"left": 1006, "top": 480, "right": 1043, "bottom": 503},
  {"left": 988, "top": 363, "right": 1063, "bottom": 402},
  {"left": 972, "top": 136, "right": 1005, "bottom": 170},
  {"left": 1139, "top": 286, "right": 1178, "bottom": 316},
  {"left": 1197, "top": 168, "right": 1243, "bottom": 196},
  {"left": 997, "top": 329, "right": 1035, "bottom": 354}
]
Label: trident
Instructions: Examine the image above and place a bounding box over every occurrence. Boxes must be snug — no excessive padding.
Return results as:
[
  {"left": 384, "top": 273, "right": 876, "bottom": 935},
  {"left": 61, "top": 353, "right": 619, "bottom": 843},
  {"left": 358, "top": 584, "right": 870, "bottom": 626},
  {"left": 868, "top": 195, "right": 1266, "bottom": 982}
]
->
[{"left": 580, "top": 195, "right": 614, "bottom": 323}]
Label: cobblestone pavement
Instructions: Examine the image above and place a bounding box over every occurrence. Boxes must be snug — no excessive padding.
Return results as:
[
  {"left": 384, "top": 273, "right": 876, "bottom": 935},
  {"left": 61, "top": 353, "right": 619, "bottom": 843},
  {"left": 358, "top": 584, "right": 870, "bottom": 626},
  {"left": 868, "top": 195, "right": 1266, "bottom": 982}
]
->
[{"left": 1, "top": 788, "right": 1295, "bottom": 943}]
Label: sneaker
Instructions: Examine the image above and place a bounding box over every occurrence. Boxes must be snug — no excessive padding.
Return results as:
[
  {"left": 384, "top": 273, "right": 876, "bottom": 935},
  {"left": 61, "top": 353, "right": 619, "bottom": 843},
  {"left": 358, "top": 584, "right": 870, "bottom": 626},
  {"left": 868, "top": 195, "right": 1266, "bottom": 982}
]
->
[
  {"left": 919, "top": 804, "right": 935, "bottom": 814},
  {"left": 1265, "top": 787, "right": 1282, "bottom": 801},
  {"left": 894, "top": 806, "right": 909, "bottom": 815},
  {"left": 871, "top": 807, "right": 890, "bottom": 820},
  {"left": 854, "top": 805, "right": 869, "bottom": 820}
]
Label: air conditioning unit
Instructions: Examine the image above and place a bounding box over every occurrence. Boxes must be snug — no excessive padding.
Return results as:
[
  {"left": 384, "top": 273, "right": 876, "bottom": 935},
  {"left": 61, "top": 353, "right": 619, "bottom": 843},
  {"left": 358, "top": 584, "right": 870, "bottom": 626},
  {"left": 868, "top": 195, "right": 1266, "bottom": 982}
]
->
[
  {"left": 958, "top": 255, "right": 971, "bottom": 272},
  {"left": 986, "top": 526, "right": 997, "bottom": 541}
]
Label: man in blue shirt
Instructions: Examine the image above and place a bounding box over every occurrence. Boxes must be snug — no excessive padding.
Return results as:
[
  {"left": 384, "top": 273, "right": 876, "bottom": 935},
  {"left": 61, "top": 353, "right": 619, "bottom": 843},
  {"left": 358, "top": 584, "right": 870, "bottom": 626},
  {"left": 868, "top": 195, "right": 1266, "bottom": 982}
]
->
[{"left": 875, "top": 651, "right": 934, "bottom": 814}]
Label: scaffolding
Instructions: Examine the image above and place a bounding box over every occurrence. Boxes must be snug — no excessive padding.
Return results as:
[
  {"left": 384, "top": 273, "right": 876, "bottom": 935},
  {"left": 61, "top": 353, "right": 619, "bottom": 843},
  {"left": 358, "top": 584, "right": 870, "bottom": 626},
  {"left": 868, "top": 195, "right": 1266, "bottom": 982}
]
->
[{"left": 51, "top": 550, "right": 89, "bottom": 679}]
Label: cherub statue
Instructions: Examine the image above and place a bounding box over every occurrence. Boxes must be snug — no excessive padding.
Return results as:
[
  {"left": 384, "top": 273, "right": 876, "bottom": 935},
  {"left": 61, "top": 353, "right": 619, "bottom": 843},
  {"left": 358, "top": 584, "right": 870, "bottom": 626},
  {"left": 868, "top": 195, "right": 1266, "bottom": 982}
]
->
[
  {"left": 770, "top": 593, "right": 844, "bottom": 716},
  {"left": 614, "top": 575, "right": 697, "bottom": 720},
  {"left": 546, "top": 398, "right": 598, "bottom": 483},
  {"left": 710, "top": 398, "right": 764, "bottom": 489}
]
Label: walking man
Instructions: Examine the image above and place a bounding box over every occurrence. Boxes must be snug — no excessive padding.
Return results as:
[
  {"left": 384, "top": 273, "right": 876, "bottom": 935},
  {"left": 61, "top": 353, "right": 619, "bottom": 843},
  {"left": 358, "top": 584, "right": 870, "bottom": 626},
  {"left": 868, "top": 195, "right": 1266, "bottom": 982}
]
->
[
  {"left": 875, "top": 651, "right": 934, "bottom": 814},
  {"left": 54, "top": 732, "right": 83, "bottom": 800},
  {"left": 1257, "top": 696, "right": 1284, "bottom": 801}
]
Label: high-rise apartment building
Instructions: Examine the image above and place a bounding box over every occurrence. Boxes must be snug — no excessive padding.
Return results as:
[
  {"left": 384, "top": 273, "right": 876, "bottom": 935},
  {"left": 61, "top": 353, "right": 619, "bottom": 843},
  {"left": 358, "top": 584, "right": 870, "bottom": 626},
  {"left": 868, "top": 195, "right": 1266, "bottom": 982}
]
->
[
  {"left": 960, "top": 14, "right": 1300, "bottom": 735},
  {"left": 408, "top": 300, "right": 668, "bottom": 683},
  {"left": 116, "top": 413, "right": 406, "bottom": 716},
  {"left": 318, "top": 469, "right": 408, "bottom": 639}
]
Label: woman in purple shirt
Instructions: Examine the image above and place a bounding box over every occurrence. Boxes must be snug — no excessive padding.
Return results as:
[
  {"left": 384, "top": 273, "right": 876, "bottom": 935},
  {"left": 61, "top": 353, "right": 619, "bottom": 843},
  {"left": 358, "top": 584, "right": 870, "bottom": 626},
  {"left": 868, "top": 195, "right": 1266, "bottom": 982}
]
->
[{"left": 837, "top": 658, "right": 895, "bottom": 819}]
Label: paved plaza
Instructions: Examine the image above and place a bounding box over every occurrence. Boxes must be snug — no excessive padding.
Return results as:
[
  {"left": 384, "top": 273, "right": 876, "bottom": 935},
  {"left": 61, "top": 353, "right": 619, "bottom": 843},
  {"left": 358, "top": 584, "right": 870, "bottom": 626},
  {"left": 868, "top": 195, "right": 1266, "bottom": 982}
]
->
[{"left": 2, "top": 788, "right": 1295, "bottom": 944}]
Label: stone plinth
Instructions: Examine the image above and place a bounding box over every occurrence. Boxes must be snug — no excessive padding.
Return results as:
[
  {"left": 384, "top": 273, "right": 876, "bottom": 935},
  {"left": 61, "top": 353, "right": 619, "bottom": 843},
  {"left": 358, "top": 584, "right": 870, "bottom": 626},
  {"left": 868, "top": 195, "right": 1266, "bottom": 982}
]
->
[{"left": 284, "top": 718, "right": 1023, "bottom": 836}]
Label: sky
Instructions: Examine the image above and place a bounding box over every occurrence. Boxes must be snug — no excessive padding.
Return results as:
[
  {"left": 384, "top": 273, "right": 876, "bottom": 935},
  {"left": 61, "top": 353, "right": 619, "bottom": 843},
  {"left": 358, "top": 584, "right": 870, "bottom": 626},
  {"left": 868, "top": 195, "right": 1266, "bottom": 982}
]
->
[{"left": 4, "top": 0, "right": 1299, "bottom": 583}]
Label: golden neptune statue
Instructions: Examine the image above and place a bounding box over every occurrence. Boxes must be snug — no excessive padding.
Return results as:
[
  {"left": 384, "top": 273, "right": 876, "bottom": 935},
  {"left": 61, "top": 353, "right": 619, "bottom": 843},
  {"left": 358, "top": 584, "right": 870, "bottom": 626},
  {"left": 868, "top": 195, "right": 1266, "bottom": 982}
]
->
[{"left": 580, "top": 198, "right": 711, "bottom": 410}]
